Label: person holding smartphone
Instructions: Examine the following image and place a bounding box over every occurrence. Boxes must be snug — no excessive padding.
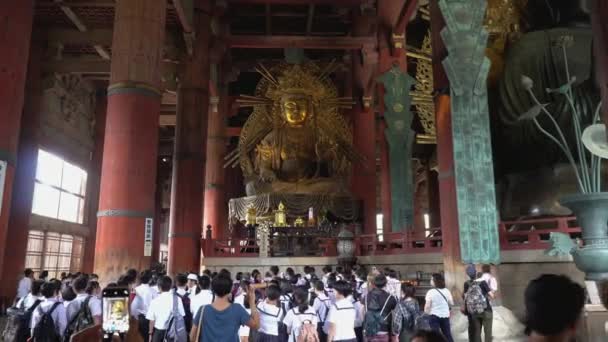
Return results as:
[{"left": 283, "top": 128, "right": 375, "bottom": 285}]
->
[{"left": 190, "top": 274, "right": 259, "bottom": 342}]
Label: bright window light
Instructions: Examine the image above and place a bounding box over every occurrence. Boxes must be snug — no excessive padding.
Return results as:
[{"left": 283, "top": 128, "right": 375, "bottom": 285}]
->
[
  {"left": 376, "top": 214, "right": 384, "bottom": 242},
  {"left": 424, "top": 213, "right": 430, "bottom": 229},
  {"left": 32, "top": 149, "right": 87, "bottom": 224}
]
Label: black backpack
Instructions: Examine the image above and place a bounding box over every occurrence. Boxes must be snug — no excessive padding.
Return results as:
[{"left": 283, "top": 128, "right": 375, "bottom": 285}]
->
[
  {"left": 64, "top": 296, "right": 94, "bottom": 341},
  {"left": 2, "top": 299, "right": 42, "bottom": 342},
  {"left": 32, "top": 302, "right": 62, "bottom": 342},
  {"left": 177, "top": 291, "right": 193, "bottom": 332}
]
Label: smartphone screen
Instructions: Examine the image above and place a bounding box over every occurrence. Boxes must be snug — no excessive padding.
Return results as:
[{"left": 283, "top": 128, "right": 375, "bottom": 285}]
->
[{"left": 102, "top": 287, "right": 130, "bottom": 334}]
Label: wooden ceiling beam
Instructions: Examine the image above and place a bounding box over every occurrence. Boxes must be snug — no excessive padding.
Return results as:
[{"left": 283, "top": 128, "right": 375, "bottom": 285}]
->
[
  {"left": 265, "top": 3, "right": 272, "bottom": 35},
  {"left": 227, "top": 35, "right": 375, "bottom": 49},
  {"left": 37, "top": 0, "right": 115, "bottom": 7},
  {"left": 306, "top": 4, "right": 315, "bottom": 36},
  {"left": 54, "top": 0, "right": 111, "bottom": 60},
  {"left": 226, "top": 0, "right": 367, "bottom": 5},
  {"left": 42, "top": 28, "right": 177, "bottom": 48},
  {"left": 42, "top": 58, "right": 178, "bottom": 74}
]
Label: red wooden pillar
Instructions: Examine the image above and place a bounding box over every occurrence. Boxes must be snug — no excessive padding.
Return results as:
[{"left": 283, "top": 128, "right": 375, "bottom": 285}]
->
[
  {"left": 590, "top": 0, "right": 608, "bottom": 129},
  {"left": 0, "top": 41, "right": 43, "bottom": 301},
  {"left": 0, "top": 1, "right": 34, "bottom": 282},
  {"left": 167, "top": 7, "right": 211, "bottom": 275},
  {"left": 82, "top": 93, "right": 106, "bottom": 273},
  {"left": 351, "top": 11, "right": 378, "bottom": 235},
  {"left": 203, "top": 92, "right": 227, "bottom": 240},
  {"left": 94, "top": 0, "right": 166, "bottom": 283}
]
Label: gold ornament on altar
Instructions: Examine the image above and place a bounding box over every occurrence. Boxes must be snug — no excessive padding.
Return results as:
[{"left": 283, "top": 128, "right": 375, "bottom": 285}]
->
[
  {"left": 274, "top": 202, "right": 287, "bottom": 227},
  {"left": 224, "top": 61, "right": 363, "bottom": 196},
  {"left": 246, "top": 205, "right": 257, "bottom": 225},
  {"left": 294, "top": 217, "right": 305, "bottom": 227}
]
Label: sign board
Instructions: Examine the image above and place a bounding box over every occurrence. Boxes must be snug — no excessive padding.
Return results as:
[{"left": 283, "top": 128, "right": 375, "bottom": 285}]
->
[
  {"left": 144, "top": 217, "right": 153, "bottom": 257},
  {"left": 0, "top": 160, "right": 7, "bottom": 213}
]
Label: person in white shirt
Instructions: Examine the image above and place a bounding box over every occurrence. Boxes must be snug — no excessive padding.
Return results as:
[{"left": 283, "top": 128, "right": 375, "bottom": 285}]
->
[
  {"left": 30, "top": 281, "right": 67, "bottom": 339},
  {"left": 235, "top": 280, "right": 253, "bottom": 342},
  {"left": 424, "top": 273, "right": 454, "bottom": 342},
  {"left": 187, "top": 273, "right": 200, "bottom": 295},
  {"left": 327, "top": 280, "right": 357, "bottom": 342},
  {"left": 146, "top": 276, "right": 185, "bottom": 342},
  {"left": 283, "top": 287, "right": 318, "bottom": 342},
  {"left": 131, "top": 270, "right": 158, "bottom": 342},
  {"left": 321, "top": 266, "right": 332, "bottom": 287},
  {"left": 349, "top": 294, "right": 364, "bottom": 341},
  {"left": 386, "top": 270, "right": 402, "bottom": 299},
  {"left": 257, "top": 285, "right": 284, "bottom": 341},
  {"left": 16, "top": 268, "right": 34, "bottom": 302},
  {"left": 311, "top": 280, "right": 331, "bottom": 339},
  {"left": 16, "top": 279, "right": 44, "bottom": 310},
  {"left": 478, "top": 264, "right": 498, "bottom": 295},
  {"left": 190, "top": 275, "right": 214, "bottom": 316},
  {"left": 66, "top": 276, "right": 102, "bottom": 327}
]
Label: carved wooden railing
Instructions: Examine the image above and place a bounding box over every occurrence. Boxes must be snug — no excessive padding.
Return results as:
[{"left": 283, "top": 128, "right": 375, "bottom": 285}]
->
[
  {"left": 202, "top": 217, "right": 584, "bottom": 257},
  {"left": 202, "top": 238, "right": 260, "bottom": 257},
  {"left": 499, "top": 216, "right": 581, "bottom": 250},
  {"left": 355, "top": 229, "right": 443, "bottom": 256}
]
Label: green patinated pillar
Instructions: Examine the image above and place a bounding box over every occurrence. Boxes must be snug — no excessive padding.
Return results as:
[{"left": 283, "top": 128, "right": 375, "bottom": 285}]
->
[
  {"left": 377, "top": 66, "right": 416, "bottom": 231},
  {"left": 440, "top": 0, "right": 500, "bottom": 264}
]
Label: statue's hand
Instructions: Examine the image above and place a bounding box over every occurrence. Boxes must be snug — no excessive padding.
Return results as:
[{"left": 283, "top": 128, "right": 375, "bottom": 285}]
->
[{"left": 259, "top": 169, "right": 277, "bottom": 182}]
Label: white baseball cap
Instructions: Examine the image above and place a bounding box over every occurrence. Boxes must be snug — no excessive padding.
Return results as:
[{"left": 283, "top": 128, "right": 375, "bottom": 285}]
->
[{"left": 187, "top": 273, "right": 198, "bottom": 281}]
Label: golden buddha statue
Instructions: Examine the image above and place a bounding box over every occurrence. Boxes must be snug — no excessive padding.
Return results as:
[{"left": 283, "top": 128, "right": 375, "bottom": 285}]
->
[{"left": 226, "top": 62, "right": 361, "bottom": 196}]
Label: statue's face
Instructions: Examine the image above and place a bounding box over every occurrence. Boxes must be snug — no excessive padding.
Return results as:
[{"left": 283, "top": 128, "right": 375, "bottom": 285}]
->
[{"left": 281, "top": 94, "right": 311, "bottom": 126}]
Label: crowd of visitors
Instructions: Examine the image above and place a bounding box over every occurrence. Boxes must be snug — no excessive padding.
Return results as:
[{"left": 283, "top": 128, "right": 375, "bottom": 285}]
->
[{"left": 0, "top": 263, "right": 591, "bottom": 342}]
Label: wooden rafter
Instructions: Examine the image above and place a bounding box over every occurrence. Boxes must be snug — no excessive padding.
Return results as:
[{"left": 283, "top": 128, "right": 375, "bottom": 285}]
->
[
  {"left": 53, "top": 0, "right": 111, "bottom": 60},
  {"left": 265, "top": 4, "right": 272, "bottom": 35},
  {"left": 227, "top": 35, "right": 375, "bottom": 50},
  {"left": 305, "top": 4, "right": 315, "bottom": 36}
]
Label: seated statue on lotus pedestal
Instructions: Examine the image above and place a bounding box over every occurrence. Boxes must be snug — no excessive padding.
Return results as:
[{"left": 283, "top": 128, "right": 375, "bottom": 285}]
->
[{"left": 226, "top": 62, "right": 362, "bottom": 230}]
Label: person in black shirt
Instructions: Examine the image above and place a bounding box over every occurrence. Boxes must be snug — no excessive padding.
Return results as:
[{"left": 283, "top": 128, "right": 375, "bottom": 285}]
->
[
  {"left": 463, "top": 265, "right": 493, "bottom": 342},
  {"left": 365, "top": 274, "right": 398, "bottom": 341}
]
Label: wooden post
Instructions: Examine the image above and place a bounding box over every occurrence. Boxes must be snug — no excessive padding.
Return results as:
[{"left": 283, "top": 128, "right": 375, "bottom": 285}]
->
[{"left": 94, "top": 0, "right": 166, "bottom": 283}]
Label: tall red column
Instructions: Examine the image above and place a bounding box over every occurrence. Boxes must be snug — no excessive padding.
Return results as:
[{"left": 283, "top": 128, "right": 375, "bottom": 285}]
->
[
  {"left": 1, "top": 41, "right": 43, "bottom": 301},
  {"left": 0, "top": 1, "right": 34, "bottom": 281},
  {"left": 203, "top": 91, "right": 228, "bottom": 240},
  {"left": 82, "top": 94, "right": 106, "bottom": 273},
  {"left": 167, "top": 8, "right": 211, "bottom": 275},
  {"left": 94, "top": 0, "right": 166, "bottom": 283},
  {"left": 351, "top": 11, "right": 378, "bottom": 235}
]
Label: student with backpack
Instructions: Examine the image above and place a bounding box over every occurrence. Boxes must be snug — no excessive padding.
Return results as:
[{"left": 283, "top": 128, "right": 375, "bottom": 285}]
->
[
  {"left": 146, "top": 276, "right": 186, "bottom": 342},
  {"left": 463, "top": 265, "right": 493, "bottom": 342},
  {"left": 65, "top": 275, "right": 102, "bottom": 340},
  {"left": 283, "top": 287, "right": 319, "bottom": 342},
  {"left": 175, "top": 273, "right": 194, "bottom": 334},
  {"left": 326, "top": 280, "right": 357, "bottom": 342},
  {"left": 2, "top": 280, "right": 44, "bottom": 342},
  {"left": 30, "top": 281, "right": 67, "bottom": 342},
  {"left": 391, "top": 283, "right": 421, "bottom": 342},
  {"left": 311, "top": 280, "right": 331, "bottom": 342},
  {"left": 363, "top": 274, "right": 397, "bottom": 342}
]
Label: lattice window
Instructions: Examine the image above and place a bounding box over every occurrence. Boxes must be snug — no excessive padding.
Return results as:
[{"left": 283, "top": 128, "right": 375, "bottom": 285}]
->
[
  {"left": 32, "top": 149, "right": 87, "bottom": 224},
  {"left": 25, "top": 230, "right": 85, "bottom": 279}
]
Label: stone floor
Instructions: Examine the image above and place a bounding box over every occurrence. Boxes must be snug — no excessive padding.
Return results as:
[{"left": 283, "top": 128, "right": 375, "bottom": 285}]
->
[{"left": 451, "top": 306, "right": 527, "bottom": 341}]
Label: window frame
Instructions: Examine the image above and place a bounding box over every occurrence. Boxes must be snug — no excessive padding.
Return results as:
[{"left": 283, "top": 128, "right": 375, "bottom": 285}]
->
[{"left": 32, "top": 149, "right": 87, "bottom": 224}]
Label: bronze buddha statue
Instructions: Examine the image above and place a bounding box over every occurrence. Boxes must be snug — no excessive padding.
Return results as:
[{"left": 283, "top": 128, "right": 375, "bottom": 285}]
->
[{"left": 228, "top": 63, "right": 357, "bottom": 196}]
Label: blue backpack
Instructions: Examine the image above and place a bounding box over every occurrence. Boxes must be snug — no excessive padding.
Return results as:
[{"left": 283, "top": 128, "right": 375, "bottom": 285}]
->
[{"left": 164, "top": 294, "right": 188, "bottom": 342}]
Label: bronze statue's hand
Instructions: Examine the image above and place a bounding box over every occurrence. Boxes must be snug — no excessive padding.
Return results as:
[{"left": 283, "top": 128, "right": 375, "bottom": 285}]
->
[{"left": 260, "top": 169, "right": 277, "bottom": 182}]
